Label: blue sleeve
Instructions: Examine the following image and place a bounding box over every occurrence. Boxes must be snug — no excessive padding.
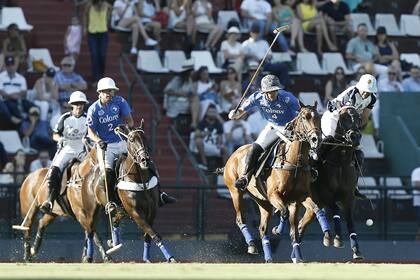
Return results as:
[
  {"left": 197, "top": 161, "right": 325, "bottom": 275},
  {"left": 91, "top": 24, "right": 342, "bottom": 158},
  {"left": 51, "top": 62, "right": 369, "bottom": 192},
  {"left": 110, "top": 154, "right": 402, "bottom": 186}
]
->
[
  {"left": 240, "top": 93, "right": 257, "bottom": 113},
  {"left": 119, "top": 97, "right": 131, "bottom": 118},
  {"left": 86, "top": 105, "right": 97, "bottom": 130},
  {"left": 285, "top": 92, "right": 300, "bottom": 112}
]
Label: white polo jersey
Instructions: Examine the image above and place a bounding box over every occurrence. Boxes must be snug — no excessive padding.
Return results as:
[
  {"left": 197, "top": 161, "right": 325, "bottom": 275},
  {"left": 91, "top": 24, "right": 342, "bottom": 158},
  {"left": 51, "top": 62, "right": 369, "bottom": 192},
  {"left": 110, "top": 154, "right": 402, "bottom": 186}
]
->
[{"left": 53, "top": 112, "right": 88, "bottom": 153}]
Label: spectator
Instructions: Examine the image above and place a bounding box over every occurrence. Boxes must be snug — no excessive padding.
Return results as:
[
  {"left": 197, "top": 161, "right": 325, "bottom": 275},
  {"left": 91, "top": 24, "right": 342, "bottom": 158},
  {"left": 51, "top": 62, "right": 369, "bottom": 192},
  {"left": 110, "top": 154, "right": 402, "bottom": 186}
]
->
[
  {"left": 163, "top": 58, "right": 200, "bottom": 129},
  {"left": 55, "top": 56, "right": 87, "bottom": 107},
  {"left": 111, "top": 0, "right": 158, "bottom": 54},
  {"left": 21, "top": 107, "right": 56, "bottom": 153},
  {"left": 411, "top": 166, "right": 420, "bottom": 240},
  {"left": 83, "top": 0, "right": 112, "bottom": 84},
  {"left": 34, "top": 67, "right": 60, "bottom": 122},
  {"left": 377, "top": 65, "right": 403, "bottom": 92},
  {"left": 402, "top": 66, "right": 420, "bottom": 92},
  {"left": 168, "top": 0, "right": 196, "bottom": 47},
  {"left": 0, "top": 149, "right": 26, "bottom": 185},
  {"left": 296, "top": 0, "right": 337, "bottom": 55},
  {"left": 271, "top": 0, "right": 307, "bottom": 53},
  {"left": 320, "top": 0, "right": 352, "bottom": 46},
  {"left": 349, "top": 65, "right": 366, "bottom": 86},
  {"left": 192, "top": 66, "right": 220, "bottom": 106},
  {"left": 324, "top": 66, "right": 348, "bottom": 104},
  {"left": 242, "top": 23, "right": 291, "bottom": 87},
  {"left": 413, "top": 0, "right": 420, "bottom": 15},
  {"left": 246, "top": 109, "right": 268, "bottom": 140},
  {"left": 220, "top": 26, "right": 244, "bottom": 80},
  {"left": 0, "top": 56, "right": 34, "bottom": 125},
  {"left": 191, "top": 0, "right": 224, "bottom": 51},
  {"left": 137, "top": 0, "right": 162, "bottom": 44},
  {"left": 375, "top": 26, "right": 400, "bottom": 73},
  {"left": 2, "top": 23, "right": 27, "bottom": 73},
  {"left": 346, "top": 23, "right": 387, "bottom": 77},
  {"left": 29, "top": 150, "right": 52, "bottom": 172},
  {"left": 241, "top": 61, "right": 262, "bottom": 93},
  {"left": 240, "top": 0, "right": 272, "bottom": 37},
  {"left": 64, "top": 16, "right": 83, "bottom": 61},
  {"left": 219, "top": 66, "right": 242, "bottom": 114},
  {"left": 224, "top": 118, "right": 252, "bottom": 154},
  {"left": 194, "top": 103, "right": 227, "bottom": 170}
]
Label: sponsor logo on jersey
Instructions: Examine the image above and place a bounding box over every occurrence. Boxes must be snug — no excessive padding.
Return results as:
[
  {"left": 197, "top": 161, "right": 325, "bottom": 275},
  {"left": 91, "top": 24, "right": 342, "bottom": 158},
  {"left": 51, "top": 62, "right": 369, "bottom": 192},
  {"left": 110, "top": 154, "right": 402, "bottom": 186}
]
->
[
  {"left": 98, "top": 110, "right": 104, "bottom": 116},
  {"left": 99, "top": 114, "right": 119, "bottom": 124},
  {"left": 111, "top": 105, "right": 119, "bottom": 114}
]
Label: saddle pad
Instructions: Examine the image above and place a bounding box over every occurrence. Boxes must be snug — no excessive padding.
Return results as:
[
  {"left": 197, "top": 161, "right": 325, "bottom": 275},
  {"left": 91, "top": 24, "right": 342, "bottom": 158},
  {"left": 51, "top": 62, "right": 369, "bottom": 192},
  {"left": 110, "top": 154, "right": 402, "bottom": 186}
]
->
[{"left": 117, "top": 176, "right": 158, "bottom": 191}]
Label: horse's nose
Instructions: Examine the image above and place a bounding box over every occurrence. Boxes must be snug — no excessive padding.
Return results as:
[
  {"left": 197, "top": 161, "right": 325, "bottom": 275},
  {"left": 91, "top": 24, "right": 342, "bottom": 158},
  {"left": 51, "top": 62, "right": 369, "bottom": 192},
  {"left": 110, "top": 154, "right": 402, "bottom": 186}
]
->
[{"left": 350, "top": 131, "right": 361, "bottom": 147}]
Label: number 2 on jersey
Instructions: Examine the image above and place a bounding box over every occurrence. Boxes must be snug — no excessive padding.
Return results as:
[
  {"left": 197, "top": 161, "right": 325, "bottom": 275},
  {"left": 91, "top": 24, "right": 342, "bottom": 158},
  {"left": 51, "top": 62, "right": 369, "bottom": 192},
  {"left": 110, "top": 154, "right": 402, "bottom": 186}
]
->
[{"left": 108, "top": 123, "right": 114, "bottom": 132}]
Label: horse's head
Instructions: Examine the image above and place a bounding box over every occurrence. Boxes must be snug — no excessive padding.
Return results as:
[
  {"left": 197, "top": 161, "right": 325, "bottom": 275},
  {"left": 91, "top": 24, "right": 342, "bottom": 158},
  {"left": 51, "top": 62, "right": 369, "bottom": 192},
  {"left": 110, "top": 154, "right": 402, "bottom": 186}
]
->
[
  {"left": 292, "top": 101, "right": 322, "bottom": 150},
  {"left": 125, "top": 119, "right": 151, "bottom": 169},
  {"left": 337, "top": 106, "right": 362, "bottom": 147}
]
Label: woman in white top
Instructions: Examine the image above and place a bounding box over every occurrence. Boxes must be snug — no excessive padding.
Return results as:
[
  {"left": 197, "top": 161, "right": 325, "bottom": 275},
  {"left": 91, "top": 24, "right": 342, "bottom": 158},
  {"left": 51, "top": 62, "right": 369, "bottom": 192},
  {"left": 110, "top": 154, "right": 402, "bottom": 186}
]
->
[
  {"left": 34, "top": 67, "right": 60, "bottom": 122},
  {"left": 168, "top": 0, "right": 196, "bottom": 45},
  {"left": 137, "top": 0, "right": 162, "bottom": 42},
  {"left": 220, "top": 26, "right": 244, "bottom": 83},
  {"left": 191, "top": 0, "right": 223, "bottom": 51},
  {"left": 112, "top": 0, "right": 157, "bottom": 54},
  {"left": 219, "top": 66, "right": 242, "bottom": 113}
]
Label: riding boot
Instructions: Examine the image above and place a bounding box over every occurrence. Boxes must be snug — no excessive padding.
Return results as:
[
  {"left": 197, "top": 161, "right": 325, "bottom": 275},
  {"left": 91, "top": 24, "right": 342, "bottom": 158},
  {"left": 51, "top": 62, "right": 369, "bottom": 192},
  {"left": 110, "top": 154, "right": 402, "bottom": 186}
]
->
[
  {"left": 235, "top": 143, "right": 264, "bottom": 191},
  {"left": 40, "top": 166, "right": 62, "bottom": 214},
  {"left": 101, "top": 168, "right": 118, "bottom": 214},
  {"left": 354, "top": 150, "right": 367, "bottom": 200}
]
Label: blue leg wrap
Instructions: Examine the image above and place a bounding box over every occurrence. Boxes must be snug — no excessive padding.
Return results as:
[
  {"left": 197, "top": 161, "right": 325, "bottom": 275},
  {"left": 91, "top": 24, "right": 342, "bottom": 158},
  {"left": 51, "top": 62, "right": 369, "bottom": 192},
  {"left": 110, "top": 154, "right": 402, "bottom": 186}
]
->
[
  {"left": 112, "top": 226, "right": 121, "bottom": 247},
  {"left": 86, "top": 236, "right": 94, "bottom": 259},
  {"left": 349, "top": 233, "right": 358, "bottom": 249},
  {"left": 291, "top": 242, "right": 303, "bottom": 262},
  {"left": 143, "top": 241, "right": 151, "bottom": 262},
  {"left": 277, "top": 215, "right": 288, "bottom": 235},
  {"left": 239, "top": 224, "right": 254, "bottom": 245},
  {"left": 261, "top": 236, "right": 272, "bottom": 261},
  {"left": 157, "top": 241, "right": 172, "bottom": 261},
  {"left": 316, "top": 209, "right": 330, "bottom": 233},
  {"left": 333, "top": 215, "right": 342, "bottom": 235}
]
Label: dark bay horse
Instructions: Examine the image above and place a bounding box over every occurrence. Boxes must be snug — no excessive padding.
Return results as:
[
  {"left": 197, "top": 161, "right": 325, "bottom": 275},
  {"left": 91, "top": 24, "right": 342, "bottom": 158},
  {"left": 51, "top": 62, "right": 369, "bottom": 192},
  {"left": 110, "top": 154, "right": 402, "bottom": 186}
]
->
[
  {"left": 18, "top": 147, "right": 111, "bottom": 262},
  {"left": 108, "top": 121, "right": 175, "bottom": 263},
  {"left": 293, "top": 106, "right": 364, "bottom": 260},
  {"left": 223, "top": 102, "right": 330, "bottom": 263}
]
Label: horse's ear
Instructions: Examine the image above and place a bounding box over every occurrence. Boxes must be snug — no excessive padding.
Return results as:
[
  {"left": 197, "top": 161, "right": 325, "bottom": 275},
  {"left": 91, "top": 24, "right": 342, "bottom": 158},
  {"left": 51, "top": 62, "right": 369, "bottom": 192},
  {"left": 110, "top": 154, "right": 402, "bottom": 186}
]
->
[
  {"left": 313, "top": 100, "right": 318, "bottom": 109},
  {"left": 299, "top": 100, "right": 305, "bottom": 109},
  {"left": 140, "top": 118, "right": 144, "bottom": 130}
]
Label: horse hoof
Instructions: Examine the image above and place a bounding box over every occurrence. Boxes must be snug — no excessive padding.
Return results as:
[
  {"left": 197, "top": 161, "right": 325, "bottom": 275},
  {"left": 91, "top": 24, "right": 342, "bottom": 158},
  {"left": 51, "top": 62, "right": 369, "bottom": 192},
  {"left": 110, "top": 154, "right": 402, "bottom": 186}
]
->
[
  {"left": 103, "top": 255, "right": 113, "bottom": 263},
  {"left": 272, "top": 226, "right": 280, "bottom": 236},
  {"left": 82, "top": 256, "right": 93, "bottom": 263},
  {"left": 30, "top": 247, "right": 35, "bottom": 257},
  {"left": 291, "top": 258, "right": 304, "bottom": 264},
  {"left": 334, "top": 236, "right": 345, "bottom": 248},
  {"left": 265, "top": 259, "right": 273, "bottom": 263},
  {"left": 168, "top": 257, "right": 177, "bottom": 263},
  {"left": 247, "top": 242, "right": 258, "bottom": 255},
  {"left": 323, "top": 236, "right": 333, "bottom": 247},
  {"left": 353, "top": 251, "right": 364, "bottom": 260},
  {"left": 107, "top": 239, "right": 112, "bottom": 248}
]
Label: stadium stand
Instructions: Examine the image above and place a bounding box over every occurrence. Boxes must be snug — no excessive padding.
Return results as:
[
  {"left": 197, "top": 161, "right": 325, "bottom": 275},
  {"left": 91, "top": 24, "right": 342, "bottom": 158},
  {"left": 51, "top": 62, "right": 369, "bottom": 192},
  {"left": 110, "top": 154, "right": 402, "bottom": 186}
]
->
[{"left": 0, "top": 7, "right": 33, "bottom": 31}]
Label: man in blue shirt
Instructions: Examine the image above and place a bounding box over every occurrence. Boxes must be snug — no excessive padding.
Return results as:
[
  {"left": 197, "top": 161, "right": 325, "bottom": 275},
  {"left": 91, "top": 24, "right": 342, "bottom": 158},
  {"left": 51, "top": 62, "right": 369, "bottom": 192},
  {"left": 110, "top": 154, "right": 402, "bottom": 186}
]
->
[{"left": 228, "top": 74, "right": 300, "bottom": 190}]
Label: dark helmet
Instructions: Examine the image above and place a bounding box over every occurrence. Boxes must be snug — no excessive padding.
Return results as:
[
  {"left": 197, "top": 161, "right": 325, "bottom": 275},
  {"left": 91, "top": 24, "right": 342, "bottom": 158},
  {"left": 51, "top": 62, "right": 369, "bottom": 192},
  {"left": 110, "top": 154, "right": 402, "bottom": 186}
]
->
[{"left": 261, "top": 74, "right": 283, "bottom": 92}]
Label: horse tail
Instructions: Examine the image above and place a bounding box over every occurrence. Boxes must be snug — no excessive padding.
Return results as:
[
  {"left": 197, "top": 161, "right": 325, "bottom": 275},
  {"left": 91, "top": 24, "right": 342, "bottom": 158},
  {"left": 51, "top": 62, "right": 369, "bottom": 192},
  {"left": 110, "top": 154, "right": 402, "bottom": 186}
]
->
[{"left": 213, "top": 167, "right": 225, "bottom": 175}]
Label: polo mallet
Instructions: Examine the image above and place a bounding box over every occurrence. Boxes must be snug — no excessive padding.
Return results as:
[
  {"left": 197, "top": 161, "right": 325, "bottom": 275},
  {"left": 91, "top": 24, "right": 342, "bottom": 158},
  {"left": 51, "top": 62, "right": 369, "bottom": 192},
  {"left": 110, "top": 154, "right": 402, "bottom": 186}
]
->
[
  {"left": 233, "top": 24, "right": 290, "bottom": 113},
  {"left": 12, "top": 147, "right": 63, "bottom": 231},
  {"left": 101, "top": 148, "right": 122, "bottom": 254}
]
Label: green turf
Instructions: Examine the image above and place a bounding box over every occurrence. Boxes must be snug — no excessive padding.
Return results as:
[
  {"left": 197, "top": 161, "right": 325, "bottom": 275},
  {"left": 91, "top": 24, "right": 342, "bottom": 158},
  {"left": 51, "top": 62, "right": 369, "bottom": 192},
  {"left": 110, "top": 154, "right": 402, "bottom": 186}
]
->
[{"left": 0, "top": 263, "right": 419, "bottom": 280}]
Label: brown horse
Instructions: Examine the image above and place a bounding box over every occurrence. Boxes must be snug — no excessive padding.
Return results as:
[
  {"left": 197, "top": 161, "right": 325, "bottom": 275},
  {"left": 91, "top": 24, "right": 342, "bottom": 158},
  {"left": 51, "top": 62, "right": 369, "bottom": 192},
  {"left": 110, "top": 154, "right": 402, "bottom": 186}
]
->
[
  {"left": 107, "top": 121, "right": 175, "bottom": 263},
  {"left": 222, "top": 102, "right": 328, "bottom": 263},
  {"left": 293, "top": 106, "right": 364, "bottom": 260},
  {"left": 18, "top": 146, "right": 111, "bottom": 263}
]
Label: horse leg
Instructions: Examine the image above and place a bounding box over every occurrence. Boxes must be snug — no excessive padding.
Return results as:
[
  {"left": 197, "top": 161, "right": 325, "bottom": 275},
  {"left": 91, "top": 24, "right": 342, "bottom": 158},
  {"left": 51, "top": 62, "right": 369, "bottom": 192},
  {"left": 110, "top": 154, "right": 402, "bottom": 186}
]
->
[
  {"left": 272, "top": 207, "right": 289, "bottom": 237},
  {"left": 93, "top": 231, "right": 112, "bottom": 263},
  {"left": 343, "top": 201, "right": 364, "bottom": 260},
  {"left": 289, "top": 202, "right": 304, "bottom": 263},
  {"left": 330, "top": 203, "right": 344, "bottom": 248},
  {"left": 302, "top": 197, "right": 333, "bottom": 247},
  {"left": 107, "top": 215, "right": 123, "bottom": 253},
  {"left": 257, "top": 202, "right": 273, "bottom": 263},
  {"left": 82, "top": 231, "right": 94, "bottom": 263},
  {"left": 230, "top": 188, "right": 257, "bottom": 254},
  {"left": 143, "top": 234, "right": 152, "bottom": 263},
  {"left": 297, "top": 205, "right": 315, "bottom": 243},
  {"left": 31, "top": 214, "right": 56, "bottom": 258},
  {"left": 22, "top": 208, "right": 39, "bottom": 262}
]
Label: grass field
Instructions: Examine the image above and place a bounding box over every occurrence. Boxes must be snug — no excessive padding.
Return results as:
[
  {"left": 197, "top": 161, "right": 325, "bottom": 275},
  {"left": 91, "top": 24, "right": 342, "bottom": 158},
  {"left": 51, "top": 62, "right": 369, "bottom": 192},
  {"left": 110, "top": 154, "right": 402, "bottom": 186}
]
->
[{"left": 0, "top": 263, "right": 419, "bottom": 280}]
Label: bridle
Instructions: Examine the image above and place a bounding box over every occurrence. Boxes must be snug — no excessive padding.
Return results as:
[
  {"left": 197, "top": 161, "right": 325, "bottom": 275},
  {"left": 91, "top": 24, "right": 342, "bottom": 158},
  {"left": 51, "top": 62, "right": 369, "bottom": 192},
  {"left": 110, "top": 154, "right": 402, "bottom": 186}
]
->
[
  {"left": 333, "top": 106, "right": 361, "bottom": 146},
  {"left": 292, "top": 107, "right": 321, "bottom": 149},
  {"left": 115, "top": 128, "right": 150, "bottom": 168}
]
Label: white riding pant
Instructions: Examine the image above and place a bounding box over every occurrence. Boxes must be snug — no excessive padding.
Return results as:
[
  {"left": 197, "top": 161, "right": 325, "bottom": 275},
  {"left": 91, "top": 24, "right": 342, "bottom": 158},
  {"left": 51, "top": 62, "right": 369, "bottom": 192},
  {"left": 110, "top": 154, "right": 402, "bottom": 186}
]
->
[
  {"left": 52, "top": 149, "right": 81, "bottom": 171},
  {"left": 255, "top": 123, "right": 285, "bottom": 151},
  {"left": 97, "top": 141, "right": 127, "bottom": 172},
  {"left": 321, "top": 110, "right": 339, "bottom": 139}
]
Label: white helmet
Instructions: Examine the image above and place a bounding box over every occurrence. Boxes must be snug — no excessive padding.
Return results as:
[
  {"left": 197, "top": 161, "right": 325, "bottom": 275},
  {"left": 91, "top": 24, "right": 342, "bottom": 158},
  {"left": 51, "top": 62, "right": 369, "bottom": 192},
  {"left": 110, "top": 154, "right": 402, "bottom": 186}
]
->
[
  {"left": 97, "top": 77, "right": 119, "bottom": 92},
  {"left": 69, "top": 91, "right": 88, "bottom": 104},
  {"left": 356, "top": 74, "right": 377, "bottom": 93}
]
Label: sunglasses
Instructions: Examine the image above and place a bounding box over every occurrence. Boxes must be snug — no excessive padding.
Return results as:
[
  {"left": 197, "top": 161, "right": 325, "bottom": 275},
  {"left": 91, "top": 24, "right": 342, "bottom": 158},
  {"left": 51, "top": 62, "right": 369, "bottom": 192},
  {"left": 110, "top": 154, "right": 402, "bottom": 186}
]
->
[
  {"left": 388, "top": 72, "right": 396, "bottom": 75},
  {"left": 71, "top": 102, "right": 85, "bottom": 106},
  {"left": 335, "top": 71, "right": 344, "bottom": 75},
  {"left": 62, "top": 64, "right": 73, "bottom": 67}
]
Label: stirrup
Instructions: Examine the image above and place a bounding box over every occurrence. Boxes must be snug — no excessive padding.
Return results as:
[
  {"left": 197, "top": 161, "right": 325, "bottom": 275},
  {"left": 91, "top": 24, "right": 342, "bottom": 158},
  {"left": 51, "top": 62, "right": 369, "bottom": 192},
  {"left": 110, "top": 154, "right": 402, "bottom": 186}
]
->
[
  {"left": 105, "top": 202, "right": 117, "bottom": 214},
  {"left": 40, "top": 201, "right": 53, "bottom": 214},
  {"left": 160, "top": 192, "right": 177, "bottom": 205},
  {"left": 234, "top": 176, "right": 249, "bottom": 191}
]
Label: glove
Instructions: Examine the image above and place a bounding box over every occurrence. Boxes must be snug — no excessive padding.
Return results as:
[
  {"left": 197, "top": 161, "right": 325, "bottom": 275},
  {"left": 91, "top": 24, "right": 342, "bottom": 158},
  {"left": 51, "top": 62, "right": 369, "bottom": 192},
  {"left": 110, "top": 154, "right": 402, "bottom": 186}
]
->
[
  {"left": 228, "top": 110, "right": 236, "bottom": 120},
  {"left": 98, "top": 140, "right": 107, "bottom": 151},
  {"left": 327, "top": 100, "right": 336, "bottom": 112},
  {"left": 57, "top": 138, "right": 65, "bottom": 149}
]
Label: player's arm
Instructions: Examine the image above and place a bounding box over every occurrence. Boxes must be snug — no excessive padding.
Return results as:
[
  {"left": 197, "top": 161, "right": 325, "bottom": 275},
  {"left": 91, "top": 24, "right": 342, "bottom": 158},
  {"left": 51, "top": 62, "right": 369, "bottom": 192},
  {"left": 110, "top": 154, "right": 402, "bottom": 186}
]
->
[
  {"left": 88, "top": 126, "right": 102, "bottom": 143},
  {"left": 124, "top": 113, "right": 134, "bottom": 129},
  {"left": 361, "top": 108, "right": 371, "bottom": 127}
]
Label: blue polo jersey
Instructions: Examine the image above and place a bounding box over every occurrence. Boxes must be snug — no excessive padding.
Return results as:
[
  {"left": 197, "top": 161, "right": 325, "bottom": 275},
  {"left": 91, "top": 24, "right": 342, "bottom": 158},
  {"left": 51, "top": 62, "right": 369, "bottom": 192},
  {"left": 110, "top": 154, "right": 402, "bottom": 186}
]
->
[
  {"left": 241, "top": 90, "right": 300, "bottom": 126},
  {"left": 87, "top": 96, "right": 131, "bottom": 143}
]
